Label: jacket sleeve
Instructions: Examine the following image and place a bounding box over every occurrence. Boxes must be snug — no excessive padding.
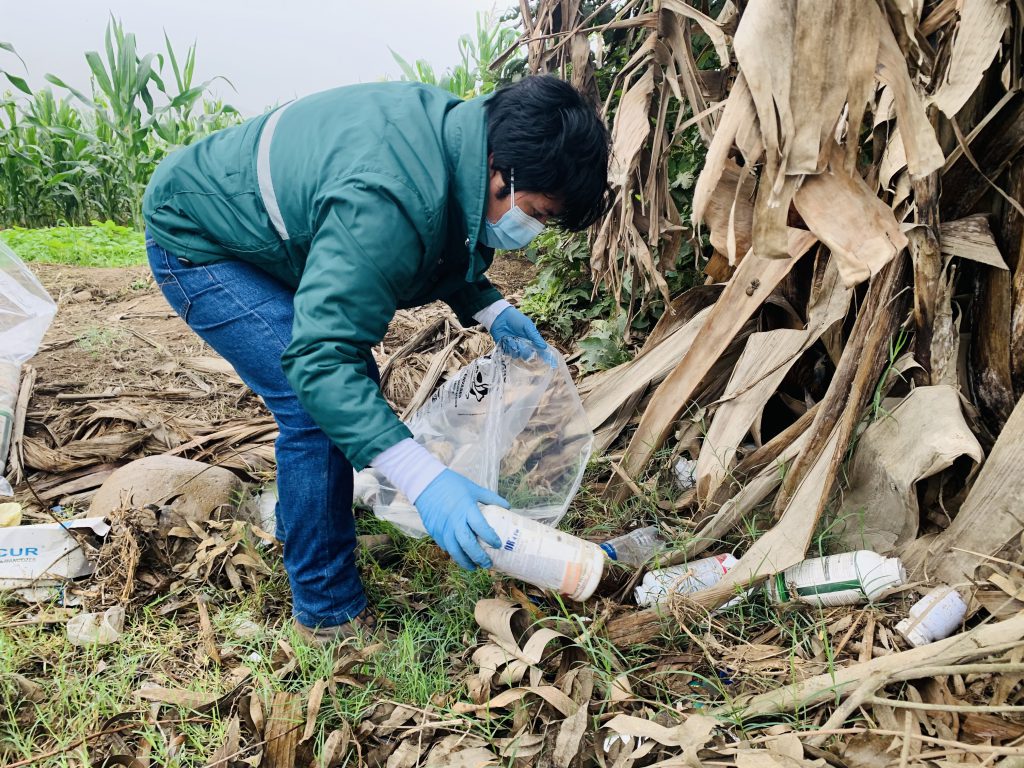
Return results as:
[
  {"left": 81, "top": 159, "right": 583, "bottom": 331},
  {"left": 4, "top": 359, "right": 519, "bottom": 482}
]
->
[
  {"left": 281, "top": 177, "right": 424, "bottom": 470},
  {"left": 442, "top": 277, "right": 504, "bottom": 327}
]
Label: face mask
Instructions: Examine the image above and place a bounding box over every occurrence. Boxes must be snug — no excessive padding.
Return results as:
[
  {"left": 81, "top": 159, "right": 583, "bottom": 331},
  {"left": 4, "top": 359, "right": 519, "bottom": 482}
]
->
[{"left": 481, "top": 170, "right": 546, "bottom": 250}]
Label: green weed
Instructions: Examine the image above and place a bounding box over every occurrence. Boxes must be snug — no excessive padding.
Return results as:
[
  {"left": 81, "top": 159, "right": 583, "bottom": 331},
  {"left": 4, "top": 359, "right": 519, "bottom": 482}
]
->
[
  {"left": 76, "top": 326, "right": 128, "bottom": 353},
  {"left": 1, "top": 221, "right": 145, "bottom": 267}
]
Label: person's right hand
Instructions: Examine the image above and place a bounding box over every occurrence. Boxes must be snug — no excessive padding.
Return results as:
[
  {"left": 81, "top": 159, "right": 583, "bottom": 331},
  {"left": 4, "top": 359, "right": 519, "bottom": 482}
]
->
[{"left": 414, "top": 469, "right": 508, "bottom": 570}]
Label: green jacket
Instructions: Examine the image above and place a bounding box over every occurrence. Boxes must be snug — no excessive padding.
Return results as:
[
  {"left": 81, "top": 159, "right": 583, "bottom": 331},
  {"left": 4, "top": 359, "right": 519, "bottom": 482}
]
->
[{"left": 143, "top": 83, "right": 503, "bottom": 469}]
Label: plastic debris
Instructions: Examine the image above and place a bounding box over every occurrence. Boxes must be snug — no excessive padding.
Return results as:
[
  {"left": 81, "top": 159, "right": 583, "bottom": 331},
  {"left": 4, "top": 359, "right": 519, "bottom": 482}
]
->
[
  {"left": 896, "top": 586, "right": 968, "bottom": 647},
  {"left": 600, "top": 526, "right": 666, "bottom": 566},
  {"left": 673, "top": 457, "right": 697, "bottom": 489},
  {"left": 634, "top": 554, "right": 738, "bottom": 607},
  {"left": 0, "top": 502, "right": 21, "bottom": 528},
  {"left": 66, "top": 605, "right": 125, "bottom": 646},
  {"left": 358, "top": 345, "right": 593, "bottom": 537},
  {"left": 766, "top": 551, "right": 906, "bottom": 606}
]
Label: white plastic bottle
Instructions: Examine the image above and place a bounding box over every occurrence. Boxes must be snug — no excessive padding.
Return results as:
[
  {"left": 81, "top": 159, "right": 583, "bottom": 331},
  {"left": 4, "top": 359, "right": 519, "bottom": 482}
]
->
[
  {"left": 766, "top": 551, "right": 906, "bottom": 607},
  {"left": 634, "top": 553, "right": 739, "bottom": 607},
  {"left": 896, "top": 586, "right": 968, "bottom": 647},
  {"left": 599, "top": 526, "right": 667, "bottom": 566},
  {"left": 479, "top": 505, "right": 606, "bottom": 601}
]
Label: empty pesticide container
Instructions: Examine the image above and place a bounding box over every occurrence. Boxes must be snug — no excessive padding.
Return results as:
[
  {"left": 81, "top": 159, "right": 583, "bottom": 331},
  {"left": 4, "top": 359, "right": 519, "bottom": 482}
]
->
[
  {"left": 634, "top": 553, "right": 739, "bottom": 607},
  {"left": 896, "top": 586, "right": 968, "bottom": 647},
  {"left": 767, "top": 551, "right": 906, "bottom": 607},
  {"left": 479, "top": 505, "right": 606, "bottom": 601},
  {"left": 600, "top": 526, "right": 667, "bottom": 567}
]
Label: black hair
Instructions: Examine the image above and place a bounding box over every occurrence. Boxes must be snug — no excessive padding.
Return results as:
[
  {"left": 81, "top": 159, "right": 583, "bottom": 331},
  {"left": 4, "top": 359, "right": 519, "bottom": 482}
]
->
[{"left": 485, "top": 75, "right": 610, "bottom": 231}]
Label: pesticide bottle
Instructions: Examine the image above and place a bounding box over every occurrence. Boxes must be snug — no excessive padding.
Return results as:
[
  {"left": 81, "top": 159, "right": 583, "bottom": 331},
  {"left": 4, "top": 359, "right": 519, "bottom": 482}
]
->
[
  {"left": 896, "top": 586, "right": 968, "bottom": 647},
  {"left": 599, "top": 526, "right": 667, "bottom": 567},
  {"left": 479, "top": 505, "right": 605, "bottom": 601},
  {"left": 766, "top": 551, "right": 906, "bottom": 607},
  {"left": 634, "top": 553, "right": 739, "bottom": 607}
]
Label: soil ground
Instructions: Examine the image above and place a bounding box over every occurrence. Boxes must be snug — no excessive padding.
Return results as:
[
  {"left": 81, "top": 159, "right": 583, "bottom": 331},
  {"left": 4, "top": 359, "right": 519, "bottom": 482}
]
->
[{"left": 28, "top": 252, "right": 536, "bottom": 413}]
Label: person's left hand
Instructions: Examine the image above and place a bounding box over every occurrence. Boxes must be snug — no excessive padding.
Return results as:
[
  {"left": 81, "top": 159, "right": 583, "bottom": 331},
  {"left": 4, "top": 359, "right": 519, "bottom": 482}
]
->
[{"left": 490, "top": 306, "right": 555, "bottom": 366}]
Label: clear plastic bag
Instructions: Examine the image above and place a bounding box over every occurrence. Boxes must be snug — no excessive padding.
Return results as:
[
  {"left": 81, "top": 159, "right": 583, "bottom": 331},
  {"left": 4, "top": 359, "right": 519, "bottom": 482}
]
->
[
  {"left": 356, "top": 344, "right": 594, "bottom": 537},
  {"left": 1, "top": 241, "right": 57, "bottom": 474}
]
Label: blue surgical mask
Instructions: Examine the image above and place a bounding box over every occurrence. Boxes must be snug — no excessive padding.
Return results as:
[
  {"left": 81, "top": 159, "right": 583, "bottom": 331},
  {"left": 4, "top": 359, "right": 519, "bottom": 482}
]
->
[{"left": 481, "top": 170, "right": 546, "bottom": 250}]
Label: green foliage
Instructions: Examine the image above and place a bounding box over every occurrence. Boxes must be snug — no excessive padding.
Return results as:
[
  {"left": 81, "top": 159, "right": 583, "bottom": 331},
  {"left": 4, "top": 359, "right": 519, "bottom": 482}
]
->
[
  {"left": 520, "top": 230, "right": 593, "bottom": 340},
  {"left": 0, "top": 18, "right": 240, "bottom": 230},
  {"left": 577, "top": 313, "right": 631, "bottom": 374},
  {"left": 391, "top": 11, "right": 523, "bottom": 98},
  {"left": 0, "top": 220, "right": 145, "bottom": 266}
]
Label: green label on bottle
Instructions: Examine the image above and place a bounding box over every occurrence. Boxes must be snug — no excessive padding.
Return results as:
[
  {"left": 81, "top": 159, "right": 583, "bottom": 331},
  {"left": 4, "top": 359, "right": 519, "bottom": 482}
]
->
[{"left": 793, "top": 579, "right": 865, "bottom": 597}]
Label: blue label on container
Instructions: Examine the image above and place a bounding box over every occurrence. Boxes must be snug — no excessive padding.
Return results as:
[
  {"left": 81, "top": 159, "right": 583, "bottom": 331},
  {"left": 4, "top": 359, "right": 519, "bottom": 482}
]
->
[{"left": 600, "top": 543, "right": 618, "bottom": 560}]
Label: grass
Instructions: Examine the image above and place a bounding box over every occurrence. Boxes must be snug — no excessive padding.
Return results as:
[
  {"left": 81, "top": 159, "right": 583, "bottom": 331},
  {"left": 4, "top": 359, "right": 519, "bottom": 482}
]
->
[
  {"left": 0, "top": 507, "right": 504, "bottom": 767},
  {"left": 0, "top": 221, "right": 146, "bottom": 267},
  {"left": 0, "top": 455, "right": 897, "bottom": 765}
]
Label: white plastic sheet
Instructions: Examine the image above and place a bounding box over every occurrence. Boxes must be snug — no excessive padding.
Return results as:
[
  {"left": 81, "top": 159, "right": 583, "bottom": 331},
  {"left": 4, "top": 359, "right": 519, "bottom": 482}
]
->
[
  {"left": 357, "top": 345, "right": 594, "bottom": 537},
  {"left": 1, "top": 241, "right": 57, "bottom": 479}
]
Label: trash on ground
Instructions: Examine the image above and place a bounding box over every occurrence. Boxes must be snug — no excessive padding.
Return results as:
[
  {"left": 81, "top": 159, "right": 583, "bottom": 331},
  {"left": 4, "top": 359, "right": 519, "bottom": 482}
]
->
[
  {"left": 0, "top": 516, "right": 109, "bottom": 600},
  {"left": 765, "top": 551, "right": 906, "bottom": 606},
  {"left": 635, "top": 554, "right": 737, "bottom": 607},
  {"left": 600, "top": 525, "right": 666, "bottom": 566},
  {"left": 66, "top": 605, "right": 125, "bottom": 646},
  {"left": 0, "top": 501, "right": 21, "bottom": 528},
  {"left": 896, "top": 585, "right": 968, "bottom": 647},
  {"left": 673, "top": 457, "right": 697, "bottom": 489}
]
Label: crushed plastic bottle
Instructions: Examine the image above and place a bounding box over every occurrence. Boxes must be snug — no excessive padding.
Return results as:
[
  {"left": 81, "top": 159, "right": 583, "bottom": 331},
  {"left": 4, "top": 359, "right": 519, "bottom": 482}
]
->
[
  {"left": 896, "top": 586, "right": 967, "bottom": 647},
  {"left": 599, "top": 526, "right": 667, "bottom": 567},
  {"left": 479, "top": 504, "right": 605, "bottom": 601},
  {"left": 634, "top": 553, "right": 739, "bottom": 607},
  {"left": 766, "top": 551, "right": 906, "bottom": 607},
  {"left": 66, "top": 605, "right": 125, "bottom": 646}
]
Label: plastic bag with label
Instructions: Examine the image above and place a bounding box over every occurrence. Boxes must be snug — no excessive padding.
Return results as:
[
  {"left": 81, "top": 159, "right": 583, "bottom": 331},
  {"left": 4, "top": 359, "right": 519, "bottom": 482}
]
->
[
  {"left": 1, "top": 241, "right": 58, "bottom": 477},
  {"left": 356, "top": 344, "right": 593, "bottom": 537}
]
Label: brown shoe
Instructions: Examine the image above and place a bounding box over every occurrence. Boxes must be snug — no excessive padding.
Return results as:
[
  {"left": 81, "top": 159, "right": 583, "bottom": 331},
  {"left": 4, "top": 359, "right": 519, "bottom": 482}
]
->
[{"left": 293, "top": 608, "right": 384, "bottom": 647}]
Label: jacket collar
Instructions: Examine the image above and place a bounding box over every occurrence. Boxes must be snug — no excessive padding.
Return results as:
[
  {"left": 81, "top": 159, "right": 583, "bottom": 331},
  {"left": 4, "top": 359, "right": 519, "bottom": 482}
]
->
[{"left": 442, "top": 93, "right": 493, "bottom": 280}]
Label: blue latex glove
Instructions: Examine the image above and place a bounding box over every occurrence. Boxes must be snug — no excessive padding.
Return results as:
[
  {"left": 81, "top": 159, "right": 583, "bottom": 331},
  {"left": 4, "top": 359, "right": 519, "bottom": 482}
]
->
[
  {"left": 414, "top": 469, "right": 508, "bottom": 570},
  {"left": 490, "top": 306, "right": 556, "bottom": 366}
]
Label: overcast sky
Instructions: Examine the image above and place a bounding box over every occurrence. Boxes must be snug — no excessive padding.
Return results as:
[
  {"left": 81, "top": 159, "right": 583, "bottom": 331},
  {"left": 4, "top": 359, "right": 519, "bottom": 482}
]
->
[{"left": 3, "top": 0, "right": 513, "bottom": 114}]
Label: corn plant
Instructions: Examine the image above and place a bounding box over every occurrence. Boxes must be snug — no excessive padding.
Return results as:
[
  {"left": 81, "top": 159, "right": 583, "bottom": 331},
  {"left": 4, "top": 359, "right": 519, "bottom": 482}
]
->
[
  {"left": 0, "top": 19, "right": 240, "bottom": 230},
  {"left": 391, "top": 11, "right": 522, "bottom": 98}
]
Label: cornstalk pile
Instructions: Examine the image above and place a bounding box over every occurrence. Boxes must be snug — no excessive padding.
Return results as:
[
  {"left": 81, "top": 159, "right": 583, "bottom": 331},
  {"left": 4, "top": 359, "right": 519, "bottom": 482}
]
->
[
  {"left": 525, "top": 0, "right": 1024, "bottom": 618},
  {"left": 482, "top": 0, "right": 1024, "bottom": 761}
]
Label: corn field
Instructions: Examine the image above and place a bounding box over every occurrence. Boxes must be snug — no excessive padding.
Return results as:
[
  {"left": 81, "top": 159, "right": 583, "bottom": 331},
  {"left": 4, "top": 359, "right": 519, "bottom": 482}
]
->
[{"left": 0, "top": 19, "right": 239, "bottom": 230}]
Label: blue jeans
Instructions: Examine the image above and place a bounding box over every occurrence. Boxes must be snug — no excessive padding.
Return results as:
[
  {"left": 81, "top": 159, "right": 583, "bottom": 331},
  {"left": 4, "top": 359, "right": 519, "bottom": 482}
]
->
[{"left": 146, "top": 239, "right": 368, "bottom": 628}]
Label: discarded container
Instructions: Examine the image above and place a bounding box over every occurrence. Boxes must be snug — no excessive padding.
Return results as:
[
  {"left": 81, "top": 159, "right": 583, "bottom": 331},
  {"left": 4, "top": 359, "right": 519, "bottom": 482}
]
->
[
  {"left": 479, "top": 504, "right": 605, "bottom": 601},
  {"left": 767, "top": 551, "right": 906, "bottom": 607},
  {"left": 0, "top": 502, "right": 21, "bottom": 528},
  {"left": 67, "top": 605, "right": 125, "bottom": 646},
  {"left": 0, "top": 517, "right": 110, "bottom": 600},
  {"left": 634, "top": 553, "right": 739, "bottom": 607},
  {"left": 600, "top": 526, "right": 666, "bottom": 566},
  {"left": 896, "top": 586, "right": 968, "bottom": 647}
]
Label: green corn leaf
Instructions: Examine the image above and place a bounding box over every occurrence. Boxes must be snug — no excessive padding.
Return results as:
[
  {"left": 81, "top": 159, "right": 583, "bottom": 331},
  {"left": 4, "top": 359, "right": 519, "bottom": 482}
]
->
[
  {"left": 84, "top": 51, "right": 115, "bottom": 101},
  {"left": 3, "top": 73, "right": 32, "bottom": 95}
]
